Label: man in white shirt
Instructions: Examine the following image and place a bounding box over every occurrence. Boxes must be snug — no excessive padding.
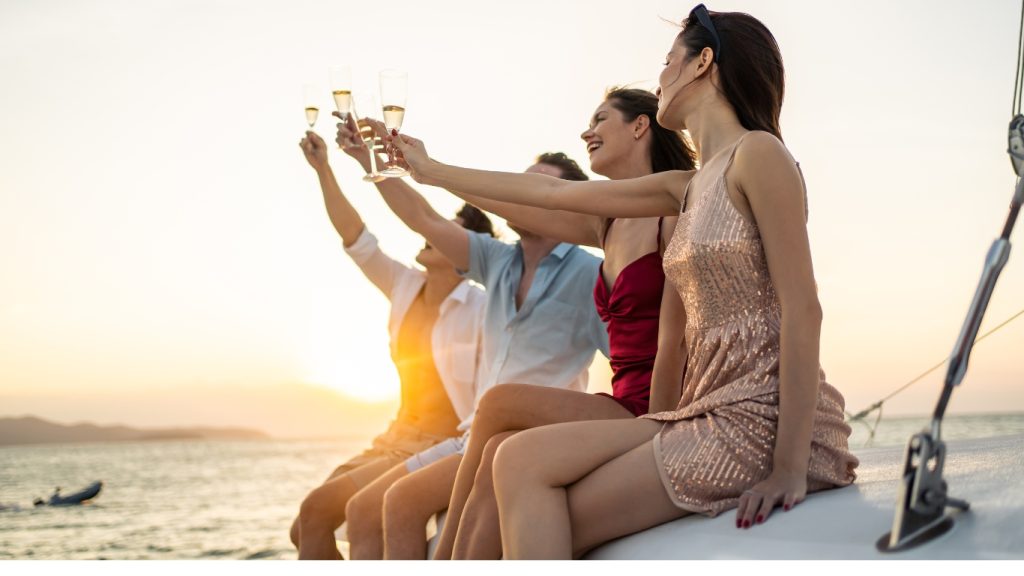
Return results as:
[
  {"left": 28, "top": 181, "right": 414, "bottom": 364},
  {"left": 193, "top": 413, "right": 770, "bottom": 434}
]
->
[{"left": 289, "top": 131, "right": 496, "bottom": 560}]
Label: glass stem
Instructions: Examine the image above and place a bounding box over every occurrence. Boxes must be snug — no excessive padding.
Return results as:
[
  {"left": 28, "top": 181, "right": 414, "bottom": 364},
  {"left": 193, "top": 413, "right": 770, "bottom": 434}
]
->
[{"left": 368, "top": 141, "right": 379, "bottom": 174}]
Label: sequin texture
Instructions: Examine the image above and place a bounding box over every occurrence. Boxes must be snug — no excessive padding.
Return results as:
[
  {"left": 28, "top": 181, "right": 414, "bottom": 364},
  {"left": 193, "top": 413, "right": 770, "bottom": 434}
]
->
[{"left": 641, "top": 137, "right": 859, "bottom": 517}]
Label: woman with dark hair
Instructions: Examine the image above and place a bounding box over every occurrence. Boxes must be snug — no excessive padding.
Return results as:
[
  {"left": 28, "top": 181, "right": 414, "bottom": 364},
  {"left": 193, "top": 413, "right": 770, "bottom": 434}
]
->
[
  {"left": 390, "top": 4, "right": 858, "bottom": 558},
  {"left": 427, "top": 87, "right": 697, "bottom": 560}
]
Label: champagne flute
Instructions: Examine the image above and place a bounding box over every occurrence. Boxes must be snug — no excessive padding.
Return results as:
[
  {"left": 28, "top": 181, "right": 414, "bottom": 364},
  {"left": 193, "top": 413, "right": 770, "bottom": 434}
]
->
[
  {"left": 329, "top": 66, "right": 352, "bottom": 124},
  {"left": 378, "top": 69, "right": 409, "bottom": 178},
  {"left": 303, "top": 84, "right": 319, "bottom": 128},
  {"left": 351, "top": 93, "right": 385, "bottom": 182}
]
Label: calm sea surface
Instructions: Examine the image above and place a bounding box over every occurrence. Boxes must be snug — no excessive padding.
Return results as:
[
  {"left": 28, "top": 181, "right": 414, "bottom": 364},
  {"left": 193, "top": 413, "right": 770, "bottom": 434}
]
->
[{"left": 2, "top": 413, "right": 1024, "bottom": 560}]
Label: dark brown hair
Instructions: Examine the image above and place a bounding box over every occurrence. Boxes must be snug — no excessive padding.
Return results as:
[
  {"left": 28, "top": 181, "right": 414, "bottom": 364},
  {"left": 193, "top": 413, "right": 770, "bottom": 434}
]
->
[
  {"left": 679, "top": 8, "right": 784, "bottom": 141},
  {"left": 605, "top": 87, "right": 697, "bottom": 172},
  {"left": 456, "top": 204, "right": 495, "bottom": 237},
  {"left": 536, "top": 152, "right": 590, "bottom": 182}
]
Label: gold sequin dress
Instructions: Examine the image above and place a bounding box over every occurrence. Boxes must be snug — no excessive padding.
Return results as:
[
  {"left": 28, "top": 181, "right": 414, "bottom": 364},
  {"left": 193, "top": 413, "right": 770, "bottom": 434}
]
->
[{"left": 642, "top": 136, "right": 859, "bottom": 517}]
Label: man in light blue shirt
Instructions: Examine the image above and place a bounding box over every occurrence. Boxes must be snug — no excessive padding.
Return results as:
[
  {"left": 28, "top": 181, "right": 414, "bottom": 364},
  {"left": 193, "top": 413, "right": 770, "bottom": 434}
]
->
[
  {"left": 334, "top": 129, "right": 608, "bottom": 558},
  {"left": 464, "top": 229, "right": 608, "bottom": 393}
]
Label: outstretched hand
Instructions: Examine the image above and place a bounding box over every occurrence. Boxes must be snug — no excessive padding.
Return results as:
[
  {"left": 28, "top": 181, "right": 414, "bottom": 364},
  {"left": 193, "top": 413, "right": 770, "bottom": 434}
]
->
[
  {"left": 333, "top": 111, "right": 370, "bottom": 163},
  {"left": 299, "top": 131, "right": 329, "bottom": 170},
  {"left": 734, "top": 471, "right": 807, "bottom": 529},
  {"left": 387, "top": 130, "right": 433, "bottom": 183}
]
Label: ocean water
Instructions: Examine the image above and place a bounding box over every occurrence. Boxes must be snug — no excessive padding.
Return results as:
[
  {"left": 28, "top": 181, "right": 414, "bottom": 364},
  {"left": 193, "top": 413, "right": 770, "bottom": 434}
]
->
[
  {"left": 0, "top": 437, "right": 367, "bottom": 560},
  {"left": 2, "top": 413, "right": 1024, "bottom": 560}
]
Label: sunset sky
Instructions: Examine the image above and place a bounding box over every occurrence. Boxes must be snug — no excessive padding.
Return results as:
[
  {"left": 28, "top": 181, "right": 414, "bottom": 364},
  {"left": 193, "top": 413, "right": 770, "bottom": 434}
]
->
[{"left": 2, "top": 0, "right": 1024, "bottom": 438}]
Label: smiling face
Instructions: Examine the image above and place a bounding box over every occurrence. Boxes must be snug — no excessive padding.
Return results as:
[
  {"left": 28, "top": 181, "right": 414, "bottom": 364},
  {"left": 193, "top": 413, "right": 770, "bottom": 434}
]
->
[{"left": 579, "top": 101, "right": 642, "bottom": 177}]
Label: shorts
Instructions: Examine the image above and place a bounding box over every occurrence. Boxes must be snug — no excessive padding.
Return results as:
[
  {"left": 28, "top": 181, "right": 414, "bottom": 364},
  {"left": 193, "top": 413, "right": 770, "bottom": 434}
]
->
[
  {"left": 404, "top": 432, "right": 469, "bottom": 473},
  {"left": 326, "top": 420, "right": 449, "bottom": 489}
]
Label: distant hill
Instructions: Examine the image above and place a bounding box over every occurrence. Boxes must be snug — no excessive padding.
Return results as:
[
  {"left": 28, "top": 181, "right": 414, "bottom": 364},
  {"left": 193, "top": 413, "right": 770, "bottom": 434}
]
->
[{"left": 0, "top": 416, "right": 269, "bottom": 446}]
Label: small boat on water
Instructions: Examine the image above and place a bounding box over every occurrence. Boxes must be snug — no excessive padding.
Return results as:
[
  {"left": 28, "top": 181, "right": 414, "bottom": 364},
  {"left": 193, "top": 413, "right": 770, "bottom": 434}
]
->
[{"left": 34, "top": 481, "right": 103, "bottom": 507}]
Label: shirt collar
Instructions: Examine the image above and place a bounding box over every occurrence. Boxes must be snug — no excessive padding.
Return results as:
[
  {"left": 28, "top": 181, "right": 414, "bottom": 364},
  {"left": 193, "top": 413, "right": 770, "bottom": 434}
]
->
[
  {"left": 549, "top": 243, "right": 575, "bottom": 260},
  {"left": 516, "top": 242, "right": 575, "bottom": 262},
  {"left": 445, "top": 279, "right": 472, "bottom": 304}
]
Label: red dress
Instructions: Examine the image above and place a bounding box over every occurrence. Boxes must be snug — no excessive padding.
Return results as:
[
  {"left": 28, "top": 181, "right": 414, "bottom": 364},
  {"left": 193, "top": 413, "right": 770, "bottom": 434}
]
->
[{"left": 593, "top": 219, "right": 665, "bottom": 417}]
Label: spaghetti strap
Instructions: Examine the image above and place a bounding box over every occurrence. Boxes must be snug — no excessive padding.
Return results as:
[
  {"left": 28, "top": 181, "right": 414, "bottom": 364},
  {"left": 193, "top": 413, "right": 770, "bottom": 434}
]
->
[
  {"left": 656, "top": 217, "right": 664, "bottom": 253},
  {"left": 681, "top": 177, "right": 695, "bottom": 213},
  {"left": 721, "top": 131, "right": 754, "bottom": 178}
]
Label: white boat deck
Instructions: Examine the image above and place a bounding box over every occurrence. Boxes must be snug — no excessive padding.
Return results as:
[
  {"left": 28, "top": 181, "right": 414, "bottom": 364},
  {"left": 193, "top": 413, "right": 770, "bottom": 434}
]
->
[{"left": 586, "top": 433, "right": 1024, "bottom": 560}]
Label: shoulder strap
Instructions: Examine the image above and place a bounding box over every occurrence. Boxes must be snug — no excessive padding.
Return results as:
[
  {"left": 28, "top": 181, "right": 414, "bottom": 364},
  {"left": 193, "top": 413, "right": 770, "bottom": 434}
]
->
[
  {"left": 656, "top": 217, "right": 664, "bottom": 252},
  {"left": 681, "top": 177, "right": 695, "bottom": 212},
  {"left": 721, "top": 131, "right": 753, "bottom": 178}
]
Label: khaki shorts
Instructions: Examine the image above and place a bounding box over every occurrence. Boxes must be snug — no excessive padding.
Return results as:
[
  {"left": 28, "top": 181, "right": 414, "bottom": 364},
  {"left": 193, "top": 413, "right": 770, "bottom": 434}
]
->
[{"left": 325, "top": 421, "right": 448, "bottom": 489}]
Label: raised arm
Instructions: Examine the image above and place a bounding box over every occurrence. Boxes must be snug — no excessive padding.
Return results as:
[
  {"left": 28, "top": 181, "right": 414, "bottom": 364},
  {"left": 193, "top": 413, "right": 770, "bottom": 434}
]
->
[
  {"left": 449, "top": 192, "right": 603, "bottom": 247},
  {"left": 300, "top": 131, "right": 364, "bottom": 246},
  {"left": 300, "top": 130, "right": 406, "bottom": 297},
  {"left": 731, "top": 132, "right": 822, "bottom": 527},
  {"left": 335, "top": 115, "right": 470, "bottom": 270},
  {"left": 391, "top": 133, "right": 690, "bottom": 219}
]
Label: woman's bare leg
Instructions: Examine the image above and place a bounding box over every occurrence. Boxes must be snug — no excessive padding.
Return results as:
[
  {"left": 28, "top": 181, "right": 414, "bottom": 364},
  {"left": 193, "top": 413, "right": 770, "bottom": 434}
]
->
[
  {"left": 343, "top": 463, "right": 409, "bottom": 560},
  {"left": 450, "top": 431, "right": 518, "bottom": 559},
  {"left": 493, "top": 418, "right": 686, "bottom": 559},
  {"left": 433, "top": 384, "right": 630, "bottom": 559},
  {"left": 382, "top": 454, "right": 462, "bottom": 560}
]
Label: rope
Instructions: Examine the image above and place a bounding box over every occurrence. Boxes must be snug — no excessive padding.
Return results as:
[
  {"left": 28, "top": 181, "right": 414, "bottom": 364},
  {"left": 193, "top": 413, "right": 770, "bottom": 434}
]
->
[
  {"left": 1014, "top": 0, "right": 1024, "bottom": 116},
  {"left": 846, "top": 306, "right": 1024, "bottom": 444}
]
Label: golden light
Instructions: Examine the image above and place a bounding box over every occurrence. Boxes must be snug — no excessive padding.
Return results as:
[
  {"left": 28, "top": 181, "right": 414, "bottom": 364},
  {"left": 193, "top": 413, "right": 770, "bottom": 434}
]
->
[{"left": 302, "top": 314, "right": 400, "bottom": 403}]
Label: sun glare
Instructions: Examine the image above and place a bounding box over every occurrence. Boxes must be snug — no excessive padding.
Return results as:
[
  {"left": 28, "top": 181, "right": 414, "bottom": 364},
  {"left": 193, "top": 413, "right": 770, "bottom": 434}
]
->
[
  {"left": 306, "top": 355, "right": 400, "bottom": 403},
  {"left": 303, "top": 314, "right": 401, "bottom": 403}
]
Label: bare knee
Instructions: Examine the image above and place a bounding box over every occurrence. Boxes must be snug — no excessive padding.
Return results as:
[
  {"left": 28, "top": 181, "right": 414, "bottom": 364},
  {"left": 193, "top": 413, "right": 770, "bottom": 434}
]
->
[
  {"left": 382, "top": 476, "right": 434, "bottom": 530},
  {"left": 475, "top": 384, "right": 528, "bottom": 423},
  {"left": 299, "top": 483, "right": 349, "bottom": 531},
  {"left": 345, "top": 486, "right": 381, "bottom": 536},
  {"left": 289, "top": 516, "right": 301, "bottom": 548},
  {"left": 491, "top": 433, "right": 540, "bottom": 498},
  {"left": 475, "top": 432, "right": 513, "bottom": 484}
]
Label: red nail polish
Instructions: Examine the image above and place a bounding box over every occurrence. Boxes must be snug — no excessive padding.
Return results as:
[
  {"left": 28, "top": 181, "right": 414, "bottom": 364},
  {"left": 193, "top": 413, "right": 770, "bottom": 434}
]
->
[
  {"left": 391, "top": 129, "right": 398, "bottom": 136},
  {"left": 784, "top": 504, "right": 791, "bottom": 511},
  {"left": 756, "top": 515, "right": 764, "bottom": 524},
  {"left": 743, "top": 520, "right": 750, "bottom": 528}
]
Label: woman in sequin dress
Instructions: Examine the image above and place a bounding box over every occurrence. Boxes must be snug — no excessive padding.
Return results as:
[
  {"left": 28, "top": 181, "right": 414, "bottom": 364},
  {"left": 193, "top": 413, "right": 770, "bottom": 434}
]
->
[
  {"left": 390, "top": 4, "right": 859, "bottom": 559},
  {"left": 429, "top": 88, "right": 696, "bottom": 560}
]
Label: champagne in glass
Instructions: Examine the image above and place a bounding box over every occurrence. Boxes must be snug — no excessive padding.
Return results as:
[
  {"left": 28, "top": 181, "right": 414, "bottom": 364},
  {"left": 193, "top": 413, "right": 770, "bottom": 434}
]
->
[
  {"left": 379, "top": 69, "right": 409, "bottom": 178},
  {"left": 303, "top": 84, "right": 319, "bottom": 128},
  {"left": 351, "top": 93, "right": 385, "bottom": 183},
  {"left": 329, "top": 65, "right": 352, "bottom": 123},
  {"left": 382, "top": 105, "right": 405, "bottom": 130}
]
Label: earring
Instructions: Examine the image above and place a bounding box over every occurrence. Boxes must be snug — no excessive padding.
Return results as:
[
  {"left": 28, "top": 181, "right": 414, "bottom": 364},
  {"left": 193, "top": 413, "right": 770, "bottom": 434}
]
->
[{"left": 634, "top": 133, "right": 640, "bottom": 140}]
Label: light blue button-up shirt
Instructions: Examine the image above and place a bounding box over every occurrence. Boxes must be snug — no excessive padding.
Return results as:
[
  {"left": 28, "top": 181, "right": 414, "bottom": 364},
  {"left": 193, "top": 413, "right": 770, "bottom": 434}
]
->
[{"left": 465, "top": 232, "right": 610, "bottom": 395}]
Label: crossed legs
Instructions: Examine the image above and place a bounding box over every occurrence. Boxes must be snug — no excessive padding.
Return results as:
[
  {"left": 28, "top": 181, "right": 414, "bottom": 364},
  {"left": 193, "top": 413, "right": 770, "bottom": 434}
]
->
[
  {"left": 493, "top": 418, "right": 689, "bottom": 559},
  {"left": 434, "top": 384, "right": 632, "bottom": 559}
]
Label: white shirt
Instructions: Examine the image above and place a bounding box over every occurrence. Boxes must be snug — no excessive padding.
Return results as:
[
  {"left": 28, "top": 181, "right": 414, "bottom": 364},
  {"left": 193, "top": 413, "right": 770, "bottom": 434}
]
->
[{"left": 345, "top": 228, "right": 485, "bottom": 430}]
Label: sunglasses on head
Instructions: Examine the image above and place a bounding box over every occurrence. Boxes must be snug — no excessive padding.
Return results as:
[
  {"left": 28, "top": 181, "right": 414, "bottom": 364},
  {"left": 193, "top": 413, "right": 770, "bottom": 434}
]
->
[{"left": 689, "top": 4, "right": 721, "bottom": 63}]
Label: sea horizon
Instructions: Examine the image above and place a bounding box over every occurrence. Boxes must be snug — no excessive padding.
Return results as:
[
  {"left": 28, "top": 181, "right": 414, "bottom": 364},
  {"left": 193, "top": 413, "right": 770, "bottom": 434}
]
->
[{"left": 2, "top": 412, "right": 1024, "bottom": 560}]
